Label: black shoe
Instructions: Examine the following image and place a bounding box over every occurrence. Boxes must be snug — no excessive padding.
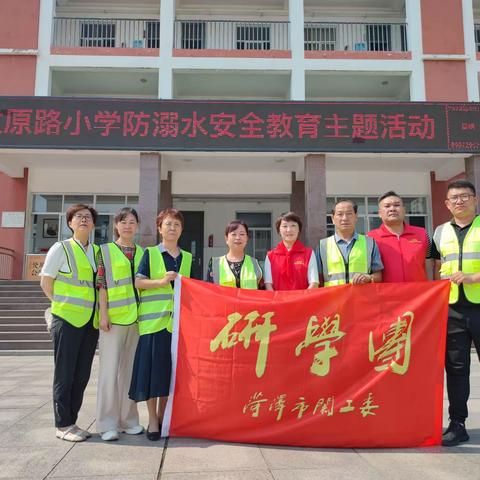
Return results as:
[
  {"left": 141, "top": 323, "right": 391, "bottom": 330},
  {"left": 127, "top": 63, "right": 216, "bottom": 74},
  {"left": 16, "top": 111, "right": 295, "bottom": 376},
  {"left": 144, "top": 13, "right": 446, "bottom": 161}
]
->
[
  {"left": 442, "top": 420, "right": 470, "bottom": 446},
  {"left": 146, "top": 427, "right": 160, "bottom": 442}
]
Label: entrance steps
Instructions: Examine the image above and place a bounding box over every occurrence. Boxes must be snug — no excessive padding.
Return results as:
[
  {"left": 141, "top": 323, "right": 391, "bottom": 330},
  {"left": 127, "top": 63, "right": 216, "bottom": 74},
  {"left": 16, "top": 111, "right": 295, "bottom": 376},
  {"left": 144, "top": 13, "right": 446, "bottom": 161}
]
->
[{"left": 0, "top": 280, "right": 52, "bottom": 354}]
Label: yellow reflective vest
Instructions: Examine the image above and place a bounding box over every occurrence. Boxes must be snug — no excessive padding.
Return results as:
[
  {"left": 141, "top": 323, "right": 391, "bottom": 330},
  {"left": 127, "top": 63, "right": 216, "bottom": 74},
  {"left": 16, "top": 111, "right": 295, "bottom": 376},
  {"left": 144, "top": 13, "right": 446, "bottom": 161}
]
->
[
  {"left": 318, "top": 234, "right": 373, "bottom": 287},
  {"left": 211, "top": 255, "right": 262, "bottom": 289},
  {"left": 433, "top": 216, "right": 480, "bottom": 304},
  {"left": 100, "top": 242, "right": 144, "bottom": 325},
  {"left": 137, "top": 246, "right": 192, "bottom": 336},
  {"left": 51, "top": 239, "right": 99, "bottom": 328}
]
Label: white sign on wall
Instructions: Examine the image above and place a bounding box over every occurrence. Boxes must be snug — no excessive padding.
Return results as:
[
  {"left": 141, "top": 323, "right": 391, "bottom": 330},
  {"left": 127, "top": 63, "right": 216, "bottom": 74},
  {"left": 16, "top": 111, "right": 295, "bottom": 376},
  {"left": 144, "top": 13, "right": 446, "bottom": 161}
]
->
[{"left": 1, "top": 211, "right": 25, "bottom": 228}]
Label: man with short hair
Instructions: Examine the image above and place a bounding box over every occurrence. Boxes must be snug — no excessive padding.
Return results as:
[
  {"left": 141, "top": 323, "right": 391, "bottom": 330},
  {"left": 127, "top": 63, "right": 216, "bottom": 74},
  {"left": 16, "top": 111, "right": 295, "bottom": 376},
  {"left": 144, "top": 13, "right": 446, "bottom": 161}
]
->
[
  {"left": 316, "top": 199, "right": 383, "bottom": 286},
  {"left": 368, "top": 191, "right": 431, "bottom": 282},
  {"left": 432, "top": 179, "right": 480, "bottom": 446}
]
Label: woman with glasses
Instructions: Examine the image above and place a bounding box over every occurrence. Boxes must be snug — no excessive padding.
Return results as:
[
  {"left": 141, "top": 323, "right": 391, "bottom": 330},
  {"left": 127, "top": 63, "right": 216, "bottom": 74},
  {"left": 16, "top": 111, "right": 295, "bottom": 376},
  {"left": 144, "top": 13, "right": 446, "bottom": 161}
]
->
[
  {"left": 206, "top": 220, "right": 262, "bottom": 289},
  {"left": 40, "top": 204, "right": 99, "bottom": 442},
  {"left": 95, "top": 207, "right": 144, "bottom": 442},
  {"left": 129, "top": 208, "right": 192, "bottom": 441},
  {"left": 264, "top": 212, "right": 319, "bottom": 291}
]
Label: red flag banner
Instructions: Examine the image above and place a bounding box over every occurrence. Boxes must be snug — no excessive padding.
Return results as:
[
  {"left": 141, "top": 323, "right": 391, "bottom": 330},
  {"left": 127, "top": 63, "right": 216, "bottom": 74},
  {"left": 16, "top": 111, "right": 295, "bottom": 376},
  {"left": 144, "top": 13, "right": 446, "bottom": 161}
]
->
[{"left": 163, "top": 278, "right": 449, "bottom": 448}]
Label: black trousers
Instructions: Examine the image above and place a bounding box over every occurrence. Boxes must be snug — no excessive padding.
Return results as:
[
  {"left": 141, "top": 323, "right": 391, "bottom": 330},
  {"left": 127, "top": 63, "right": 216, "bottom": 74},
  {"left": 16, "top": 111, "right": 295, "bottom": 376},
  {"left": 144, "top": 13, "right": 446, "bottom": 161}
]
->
[
  {"left": 51, "top": 314, "right": 99, "bottom": 428},
  {"left": 445, "top": 304, "right": 480, "bottom": 423}
]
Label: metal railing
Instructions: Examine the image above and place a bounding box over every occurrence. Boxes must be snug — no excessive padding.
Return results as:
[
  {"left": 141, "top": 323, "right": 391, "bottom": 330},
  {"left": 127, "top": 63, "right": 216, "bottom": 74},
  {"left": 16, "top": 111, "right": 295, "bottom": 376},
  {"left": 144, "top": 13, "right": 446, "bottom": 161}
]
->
[
  {"left": 0, "top": 247, "right": 14, "bottom": 280},
  {"left": 304, "top": 22, "right": 408, "bottom": 52},
  {"left": 174, "top": 20, "right": 290, "bottom": 50},
  {"left": 475, "top": 24, "right": 480, "bottom": 52},
  {"left": 52, "top": 17, "right": 160, "bottom": 48}
]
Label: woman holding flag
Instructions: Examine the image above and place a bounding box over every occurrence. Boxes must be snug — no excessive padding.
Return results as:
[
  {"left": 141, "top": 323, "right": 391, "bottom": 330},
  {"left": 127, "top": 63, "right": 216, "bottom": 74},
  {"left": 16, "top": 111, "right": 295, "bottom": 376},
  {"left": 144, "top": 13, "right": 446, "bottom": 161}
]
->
[
  {"left": 206, "top": 220, "right": 263, "bottom": 289},
  {"left": 264, "top": 212, "right": 318, "bottom": 291},
  {"left": 129, "top": 208, "right": 192, "bottom": 441}
]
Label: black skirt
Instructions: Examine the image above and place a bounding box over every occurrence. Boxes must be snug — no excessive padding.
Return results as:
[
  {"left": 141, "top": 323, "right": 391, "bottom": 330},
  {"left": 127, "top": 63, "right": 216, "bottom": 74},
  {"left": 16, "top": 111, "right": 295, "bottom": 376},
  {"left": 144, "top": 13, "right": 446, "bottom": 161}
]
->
[{"left": 128, "top": 329, "right": 172, "bottom": 402}]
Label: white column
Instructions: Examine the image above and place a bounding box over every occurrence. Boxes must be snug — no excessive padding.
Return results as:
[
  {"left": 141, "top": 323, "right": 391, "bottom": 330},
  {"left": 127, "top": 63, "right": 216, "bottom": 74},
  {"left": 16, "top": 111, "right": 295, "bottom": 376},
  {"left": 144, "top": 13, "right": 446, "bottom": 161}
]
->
[
  {"left": 35, "top": 0, "right": 55, "bottom": 96},
  {"left": 462, "top": 0, "right": 480, "bottom": 101},
  {"left": 288, "top": 0, "right": 305, "bottom": 100},
  {"left": 158, "top": 0, "right": 175, "bottom": 99},
  {"left": 405, "top": 0, "right": 425, "bottom": 101}
]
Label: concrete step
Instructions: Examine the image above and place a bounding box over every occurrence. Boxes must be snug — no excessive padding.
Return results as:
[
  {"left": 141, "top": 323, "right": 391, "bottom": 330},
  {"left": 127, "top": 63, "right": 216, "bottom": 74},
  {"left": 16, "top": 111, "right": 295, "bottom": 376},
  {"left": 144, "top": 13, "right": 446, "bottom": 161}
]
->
[
  {"left": 0, "top": 350, "right": 53, "bottom": 356},
  {"left": 0, "top": 317, "right": 46, "bottom": 325},
  {"left": 0, "top": 302, "right": 49, "bottom": 310},
  {"left": 0, "top": 292, "right": 47, "bottom": 298},
  {"left": 0, "top": 310, "right": 46, "bottom": 317},
  {"left": 0, "top": 340, "right": 53, "bottom": 350},
  {"left": 0, "top": 331, "right": 51, "bottom": 340},
  {"left": 0, "top": 295, "right": 51, "bottom": 309},
  {"left": 0, "top": 324, "right": 47, "bottom": 332},
  {"left": 0, "top": 286, "right": 43, "bottom": 292},
  {"left": 0, "top": 281, "right": 40, "bottom": 285}
]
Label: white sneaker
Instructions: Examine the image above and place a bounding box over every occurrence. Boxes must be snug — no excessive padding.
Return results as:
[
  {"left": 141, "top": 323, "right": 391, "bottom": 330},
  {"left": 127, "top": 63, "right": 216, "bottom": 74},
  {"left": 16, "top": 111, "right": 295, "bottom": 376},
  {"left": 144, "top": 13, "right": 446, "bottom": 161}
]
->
[
  {"left": 122, "top": 425, "right": 144, "bottom": 435},
  {"left": 101, "top": 430, "right": 119, "bottom": 441},
  {"left": 56, "top": 426, "right": 86, "bottom": 443}
]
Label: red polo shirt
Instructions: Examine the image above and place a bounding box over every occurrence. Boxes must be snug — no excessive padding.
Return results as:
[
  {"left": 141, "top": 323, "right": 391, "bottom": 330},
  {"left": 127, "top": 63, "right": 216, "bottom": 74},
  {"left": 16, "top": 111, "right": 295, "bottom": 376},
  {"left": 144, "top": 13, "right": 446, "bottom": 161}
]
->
[{"left": 367, "top": 223, "right": 429, "bottom": 282}]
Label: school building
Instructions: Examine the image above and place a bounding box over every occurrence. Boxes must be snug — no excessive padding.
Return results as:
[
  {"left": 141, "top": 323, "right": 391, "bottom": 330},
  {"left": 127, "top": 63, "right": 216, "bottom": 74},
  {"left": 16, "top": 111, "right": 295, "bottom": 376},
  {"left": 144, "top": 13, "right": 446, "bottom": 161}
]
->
[{"left": 1, "top": 0, "right": 480, "bottom": 281}]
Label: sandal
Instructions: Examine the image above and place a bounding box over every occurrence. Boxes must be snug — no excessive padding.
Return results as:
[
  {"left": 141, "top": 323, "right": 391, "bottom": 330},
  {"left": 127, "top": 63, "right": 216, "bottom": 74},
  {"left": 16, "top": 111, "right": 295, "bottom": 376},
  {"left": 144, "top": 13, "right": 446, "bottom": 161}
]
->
[{"left": 56, "top": 425, "right": 86, "bottom": 442}]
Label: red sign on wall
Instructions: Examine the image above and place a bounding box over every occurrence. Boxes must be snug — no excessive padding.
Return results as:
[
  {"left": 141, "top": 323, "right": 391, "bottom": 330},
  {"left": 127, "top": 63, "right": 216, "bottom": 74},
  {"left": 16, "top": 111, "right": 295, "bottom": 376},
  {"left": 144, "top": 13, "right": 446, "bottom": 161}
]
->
[{"left": 0, "top": 97, "right": 479, "bottom": 152}]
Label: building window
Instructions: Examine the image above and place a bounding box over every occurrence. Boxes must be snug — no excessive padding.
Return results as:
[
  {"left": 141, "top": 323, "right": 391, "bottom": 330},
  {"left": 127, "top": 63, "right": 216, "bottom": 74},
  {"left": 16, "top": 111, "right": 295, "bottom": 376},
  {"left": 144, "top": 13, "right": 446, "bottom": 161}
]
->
[
  {"left": 475, "top": 25, "right": 480, "bottom": 52},
  {"left": 366, "top": 24, "right": 392, "bottom": 51},
  {"left": 146, "top": 21, "right": 160, "bottom": 48},
  {"left": 304, "top": 25, "right": 337, "bottom": 51},
  {"left": 326, "top": 196, "right": 430, "bottom": 236},
  {"left": 236, "top": 212, "right": 272, "bottom": 265},
  {"left": 181, "top": 21, "right": 205, "bottom": 49},
  {"left": 80, "top": 21, "right": 116, "bottom": 47},
  {"left": 236, "top": 24, "right": 270, "bottom": 50},
  {"left": 30, "top": 194, "right": 139, "bottom": 253},
  {"left": 399, "top": 24, "right": 408, "bottom": 52}
]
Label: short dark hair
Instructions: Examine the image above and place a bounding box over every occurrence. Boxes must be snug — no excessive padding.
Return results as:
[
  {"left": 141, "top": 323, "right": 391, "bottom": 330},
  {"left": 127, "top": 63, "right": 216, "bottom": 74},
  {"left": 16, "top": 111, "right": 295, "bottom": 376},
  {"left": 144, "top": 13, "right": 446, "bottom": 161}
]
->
[
  {"left": 225, "top": 220, "right": 249, "bottom": 237},
  {"left": 275, "top": 212, "right": 303, "bottom": 234},
  {"left": 65, "top": 204, "right": 98, "bottom": 232},
  {"left": 156, "top": 208, "right": 184, "bottom": 228},
  {"left": 378, "top": 191, "right": 402, "bottom": 204},
  {"left": 332, "top": 199, "right": 358, "bottom": 215},
  {"left": 447, "top": 180, "right": 476, "bottom": 196},
  {"left": 114, "top": 207, "right": 139, "bottom": 238}
]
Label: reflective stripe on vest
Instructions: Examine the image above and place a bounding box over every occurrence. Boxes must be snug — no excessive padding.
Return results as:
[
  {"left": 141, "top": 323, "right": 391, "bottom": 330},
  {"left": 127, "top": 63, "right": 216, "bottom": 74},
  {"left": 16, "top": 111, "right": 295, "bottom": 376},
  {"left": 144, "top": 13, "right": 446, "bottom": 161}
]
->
[
  {"left": 212, "top": 255, "right": 261, "bottom": 289},
  {"left": 51, "top": 239, "right": 99, "bottom": 328},
  {"left": 319, "top": 234, "right": 372, "bottom": 287},
  {"left": 100, "top": 242, "right": 144, "bottom": 325},
  {"left": 433, "top": 216, "right": 480, "bottom": 304},
  {"left": 137, "top": 246, "right": 192, "bottom": 335}
]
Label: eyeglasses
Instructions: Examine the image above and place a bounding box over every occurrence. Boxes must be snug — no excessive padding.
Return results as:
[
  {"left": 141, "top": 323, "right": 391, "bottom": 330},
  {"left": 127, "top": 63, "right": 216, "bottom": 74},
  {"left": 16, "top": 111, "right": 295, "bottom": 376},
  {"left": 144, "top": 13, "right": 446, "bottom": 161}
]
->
[
  {"left": 447, "top": 194, "right": 474, "bottom": 204},
  {"left": 73, "top": 214, "right": 93, "bottom": 221}
]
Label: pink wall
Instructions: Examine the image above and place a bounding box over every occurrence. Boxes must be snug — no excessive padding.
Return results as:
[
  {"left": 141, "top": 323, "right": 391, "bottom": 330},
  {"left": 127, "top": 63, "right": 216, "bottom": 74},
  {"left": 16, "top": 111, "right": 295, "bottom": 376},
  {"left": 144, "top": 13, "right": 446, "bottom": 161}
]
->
[
  {"left": 0, "top": 0, "right": 40, "bottom": 49},
  {"left": 424, "top": 61, "right": 468, "bottom": 101},
  {"left": 0, "top": 57, "right": 36, "bottom": 95},
  {"left": 0, "top": 0, "right": 39, "bottom": 277},
  {"left": 421, "top": 0, "right": 464, "bottom": 54},
  {"left": 0, "top": 170, "right": 29, "bottom": 279}
]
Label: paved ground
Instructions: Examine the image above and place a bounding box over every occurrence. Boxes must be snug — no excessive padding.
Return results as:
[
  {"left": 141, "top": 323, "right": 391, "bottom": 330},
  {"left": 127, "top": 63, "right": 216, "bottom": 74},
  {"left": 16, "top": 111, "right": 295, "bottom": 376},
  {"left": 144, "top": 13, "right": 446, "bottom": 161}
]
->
[{"left": 1, "top": 355, "right": 480, "bottom": 480}]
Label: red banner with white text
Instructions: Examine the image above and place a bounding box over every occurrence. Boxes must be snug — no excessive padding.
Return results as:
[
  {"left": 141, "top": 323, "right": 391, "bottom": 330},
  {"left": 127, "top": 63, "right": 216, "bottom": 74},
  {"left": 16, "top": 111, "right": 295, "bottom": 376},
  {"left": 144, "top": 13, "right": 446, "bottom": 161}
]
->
[{"left": 163, "top": 278, "right": 449, "bottom": 448}]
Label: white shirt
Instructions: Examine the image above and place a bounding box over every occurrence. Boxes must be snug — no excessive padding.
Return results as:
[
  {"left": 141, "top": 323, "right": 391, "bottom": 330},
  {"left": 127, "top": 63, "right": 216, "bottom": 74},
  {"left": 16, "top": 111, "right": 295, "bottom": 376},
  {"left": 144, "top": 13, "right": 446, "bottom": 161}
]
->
[
  {"left": 263, "top": 251, "right": 319, "bottom": 285},
  {"left": 40, "top": 239, "right": 97, "bottom": 278}
]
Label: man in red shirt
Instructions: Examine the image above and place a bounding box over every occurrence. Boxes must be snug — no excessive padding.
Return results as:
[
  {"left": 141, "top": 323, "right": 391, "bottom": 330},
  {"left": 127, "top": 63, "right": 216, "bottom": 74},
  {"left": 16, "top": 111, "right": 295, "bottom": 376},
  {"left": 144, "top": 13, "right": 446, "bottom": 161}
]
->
[{"left": 368, "top": 191, "right": 431, "bottom": 282}]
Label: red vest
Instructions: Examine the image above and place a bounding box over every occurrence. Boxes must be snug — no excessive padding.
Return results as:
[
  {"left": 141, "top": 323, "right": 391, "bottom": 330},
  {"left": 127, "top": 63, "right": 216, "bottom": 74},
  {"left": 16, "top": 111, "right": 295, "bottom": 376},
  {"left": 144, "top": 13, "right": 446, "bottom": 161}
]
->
[
  {"left": 368, "top": 223, "right": 428, "bottom": 282},
  {"left": 267, "top": 240, "right": 313, "bottom": 290}
]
